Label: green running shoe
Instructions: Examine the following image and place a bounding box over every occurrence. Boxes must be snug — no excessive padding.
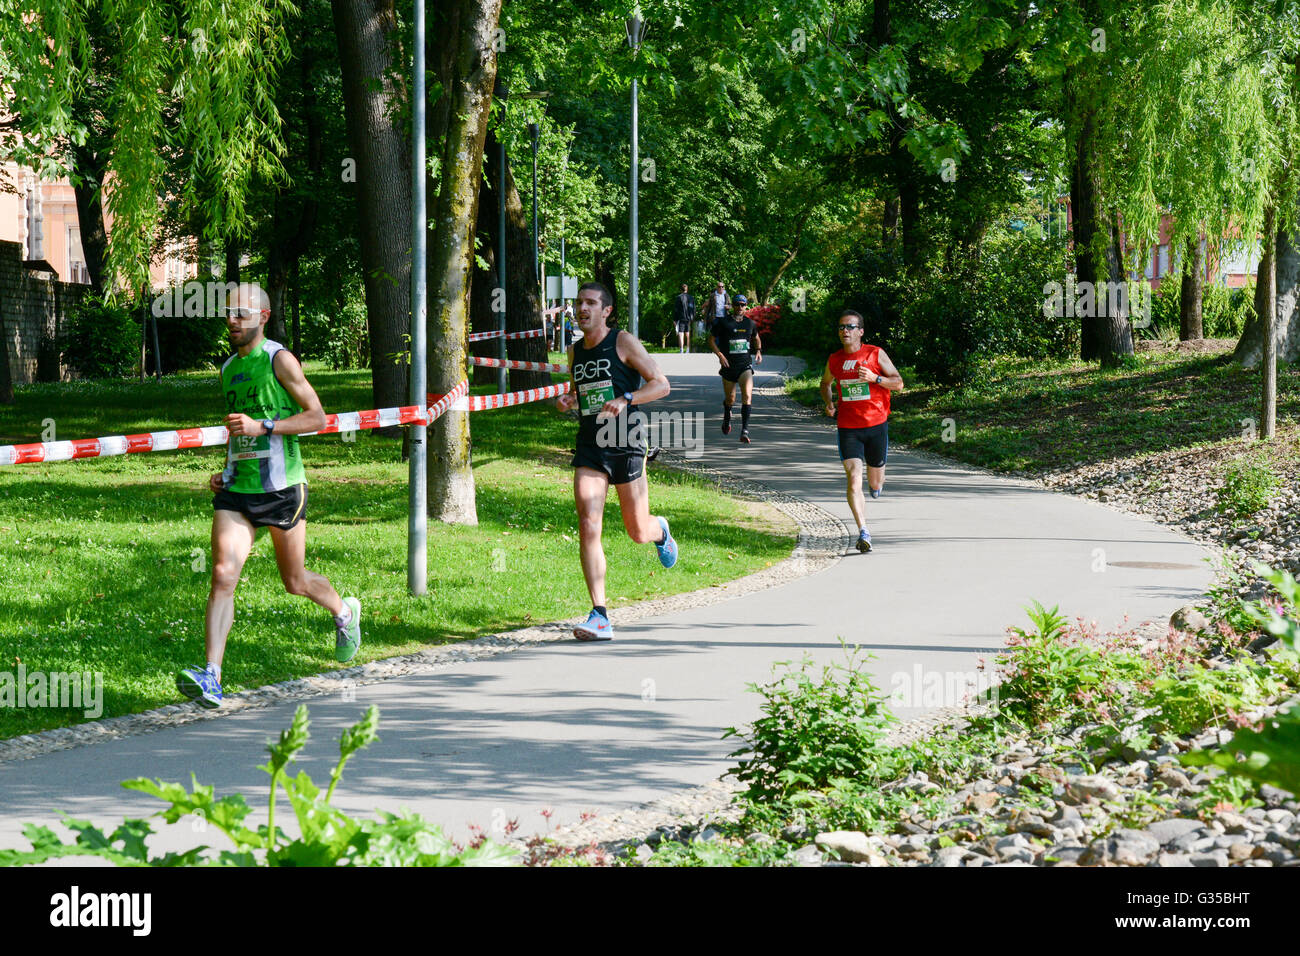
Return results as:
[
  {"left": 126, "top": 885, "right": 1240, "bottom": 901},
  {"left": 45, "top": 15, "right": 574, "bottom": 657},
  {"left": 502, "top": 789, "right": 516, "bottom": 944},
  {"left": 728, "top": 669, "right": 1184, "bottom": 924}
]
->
[{"left": 335, "top": 596, "right": 362, "bottom": 663}]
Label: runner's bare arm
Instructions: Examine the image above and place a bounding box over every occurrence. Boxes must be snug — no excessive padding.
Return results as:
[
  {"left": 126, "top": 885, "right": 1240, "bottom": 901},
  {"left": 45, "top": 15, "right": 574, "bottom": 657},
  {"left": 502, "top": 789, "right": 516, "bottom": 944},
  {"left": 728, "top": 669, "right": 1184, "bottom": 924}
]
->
[
  {"left": 874, "top": 349, "right": 905, "bottom": 391},
  {"left": 556, "top": 344, "right": 577, "bottom": 412},
  {"left": 224, "top": 351, "right": 328, "bottom": 437},
  {"left": 820, "top": 362, "right": 837, "bottom": 417},
  {"left": 753, "top": 330, "right": 763, "bottom": 363},
  {"left": 609, "top": 332, "right": 670, "bottom": 413}
]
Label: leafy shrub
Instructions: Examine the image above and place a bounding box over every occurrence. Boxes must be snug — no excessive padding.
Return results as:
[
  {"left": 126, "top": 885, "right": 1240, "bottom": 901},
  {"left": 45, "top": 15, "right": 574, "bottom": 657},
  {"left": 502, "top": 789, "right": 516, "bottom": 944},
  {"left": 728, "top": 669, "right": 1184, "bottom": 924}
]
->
[
  {"left": 301, "top": 297, "right": 369, "bottom": 370},
  {"left": 993, "top": 601, "right": 1152, "bottom": 730},
  {"left": 1216, "top": 452, "right": 1280, "bottom": 517},
  {"left": 0, "top": 705, "right": 516, "bottom": 867},
  {"left": 60, "top": 295, "right": 141, "bottom": 379},
  {"left": 724, "top": 644, "right": 897, "bottom": 803},
  {"left": 1182, "top": 564, "right": 1300, "bottom": 795},
  {"left": 1140, "top": 279, "right": 1255, "bottom": 341},
  {"left": 148, "top": 314, "right": 229, "bottom": 373}
]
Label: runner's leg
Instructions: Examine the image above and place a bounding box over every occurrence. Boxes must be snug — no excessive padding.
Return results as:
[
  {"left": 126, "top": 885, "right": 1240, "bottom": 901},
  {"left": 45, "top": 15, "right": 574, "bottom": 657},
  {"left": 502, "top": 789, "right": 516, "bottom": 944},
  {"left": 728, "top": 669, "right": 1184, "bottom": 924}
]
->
[
  {"left": 739, "top": 369, "right": 754, "bottom": 434},
  {"left": 575, "top": 466, "right": 611, "bottom": 608},
  {"left": 615, "top": 471, "right": 662, "bottom": 543},
  {"left": 842, "top": 457, "right": 867, "bottom": 531},
  {"left": 205, "top": 508, "right": 256, "bottom": 669},
  {"left": 722, "top": 377, "right": 736, "bottom": 433},
  {"left": 268, "top": 519, "right": 344, "bottom": 616}
]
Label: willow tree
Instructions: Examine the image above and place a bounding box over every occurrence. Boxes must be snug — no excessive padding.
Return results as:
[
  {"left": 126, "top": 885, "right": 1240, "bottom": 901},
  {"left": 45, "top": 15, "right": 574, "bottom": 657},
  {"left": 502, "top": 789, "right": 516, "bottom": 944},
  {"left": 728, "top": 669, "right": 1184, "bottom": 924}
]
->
[
  {"left": 0, "top": 0, "right": 293, "bottom": 292},
  {"left": 1097, "top": 0, "right": 1270, "bottom": 345}
]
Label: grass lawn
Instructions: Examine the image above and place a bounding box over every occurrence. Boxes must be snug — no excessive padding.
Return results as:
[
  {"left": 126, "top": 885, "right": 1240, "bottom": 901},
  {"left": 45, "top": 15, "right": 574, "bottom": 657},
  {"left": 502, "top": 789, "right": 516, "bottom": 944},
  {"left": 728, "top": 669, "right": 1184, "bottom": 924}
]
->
[
  {"left": 786, "top": 345, "right": 1300, "bottom": 474},
  {"left": 0, "top": 366, "right": 796, "bottom": 738}
]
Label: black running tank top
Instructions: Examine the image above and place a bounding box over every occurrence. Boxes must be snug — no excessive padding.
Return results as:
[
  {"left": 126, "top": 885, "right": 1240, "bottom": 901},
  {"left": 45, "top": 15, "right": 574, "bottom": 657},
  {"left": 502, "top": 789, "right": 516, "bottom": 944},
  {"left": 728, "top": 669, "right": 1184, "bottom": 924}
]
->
[{"left": 571, "top": 328, "right": 642, "bottom": 446}]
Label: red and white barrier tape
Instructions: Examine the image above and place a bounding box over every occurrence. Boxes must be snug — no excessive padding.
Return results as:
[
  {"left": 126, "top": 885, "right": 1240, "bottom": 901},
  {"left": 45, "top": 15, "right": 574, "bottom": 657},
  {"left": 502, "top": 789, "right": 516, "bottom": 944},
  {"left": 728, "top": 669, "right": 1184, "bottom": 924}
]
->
[
  {"left": 0, "top": 379, "right": 473, "bottom": 468},
  {"left": 467, "top": 327, "right": 547, "bottom": 343},
  {"left": 467, "top": 381, "right": 570, "bottom": 411},
  {"left": 469, "top": 356, "right": 568, "bottom": 373}
]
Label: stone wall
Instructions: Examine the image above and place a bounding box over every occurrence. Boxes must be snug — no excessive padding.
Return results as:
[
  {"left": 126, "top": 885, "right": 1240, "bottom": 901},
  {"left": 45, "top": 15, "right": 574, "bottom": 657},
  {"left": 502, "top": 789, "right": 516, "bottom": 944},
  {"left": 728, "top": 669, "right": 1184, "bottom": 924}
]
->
[{"left": 0, "top": 239, "right": 89, "bottom": 384}]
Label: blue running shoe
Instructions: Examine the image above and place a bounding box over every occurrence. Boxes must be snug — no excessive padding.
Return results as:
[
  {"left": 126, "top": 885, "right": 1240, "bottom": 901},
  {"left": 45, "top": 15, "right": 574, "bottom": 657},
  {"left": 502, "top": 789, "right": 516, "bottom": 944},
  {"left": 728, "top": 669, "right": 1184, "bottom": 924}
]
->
[
  {"left": 869, "top": 486, "right": 882, "bottom": 499},
  {"left": 856, "top": 529, "right": 872, "bottom": 554},
  {"left": 655, "top": 516, "right": 678, "bottom": 569},
  {"left": 177, "top": 665, "right": 223, "bottom": 708},
  {"left": 574, "top": 608, "right": 614, "bottom": 642}
]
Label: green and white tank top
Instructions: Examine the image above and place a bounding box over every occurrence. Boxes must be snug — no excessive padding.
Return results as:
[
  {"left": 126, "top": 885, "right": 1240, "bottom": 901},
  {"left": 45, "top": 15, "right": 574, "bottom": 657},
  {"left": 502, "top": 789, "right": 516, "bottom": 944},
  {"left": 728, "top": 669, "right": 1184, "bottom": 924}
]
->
[{"left": 219, "top": 340, "right": 307, "bottom": 493}]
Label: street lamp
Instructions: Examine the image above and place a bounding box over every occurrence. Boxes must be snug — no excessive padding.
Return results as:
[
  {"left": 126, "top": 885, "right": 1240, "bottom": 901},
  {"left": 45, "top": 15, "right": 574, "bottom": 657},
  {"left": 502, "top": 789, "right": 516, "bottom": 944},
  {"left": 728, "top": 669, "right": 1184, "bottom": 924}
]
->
[{"left": 626, "top": 7, "right": 648, "bottom": 338}]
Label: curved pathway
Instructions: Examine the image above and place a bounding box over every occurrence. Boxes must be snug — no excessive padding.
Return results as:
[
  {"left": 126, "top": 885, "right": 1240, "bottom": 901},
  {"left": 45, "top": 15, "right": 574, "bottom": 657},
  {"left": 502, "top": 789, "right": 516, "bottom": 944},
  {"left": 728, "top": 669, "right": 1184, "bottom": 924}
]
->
[{"left": 0, "top": 353, "right": 1213, "bottom": 853}]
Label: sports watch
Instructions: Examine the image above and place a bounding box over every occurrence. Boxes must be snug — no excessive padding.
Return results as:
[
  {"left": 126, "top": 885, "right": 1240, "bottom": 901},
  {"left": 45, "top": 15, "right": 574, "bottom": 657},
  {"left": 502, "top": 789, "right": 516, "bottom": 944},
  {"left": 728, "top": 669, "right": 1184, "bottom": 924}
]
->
[
  {"left": 622, "top": 391, "right": 634, "bottom": 403},
  {"left": 262, "top": 419, "right": 275, "bottom": 436},
  {"left": 875, "top": 375, "right": 883, "bottom": 384}
]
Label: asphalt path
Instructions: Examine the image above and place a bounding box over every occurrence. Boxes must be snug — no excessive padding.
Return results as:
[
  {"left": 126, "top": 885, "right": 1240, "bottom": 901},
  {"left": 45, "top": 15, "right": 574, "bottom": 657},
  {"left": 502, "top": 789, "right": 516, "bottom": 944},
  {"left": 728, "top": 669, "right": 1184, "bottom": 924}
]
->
[{"left": 0, "top": 352, "right": 1214, "bottom": 854}]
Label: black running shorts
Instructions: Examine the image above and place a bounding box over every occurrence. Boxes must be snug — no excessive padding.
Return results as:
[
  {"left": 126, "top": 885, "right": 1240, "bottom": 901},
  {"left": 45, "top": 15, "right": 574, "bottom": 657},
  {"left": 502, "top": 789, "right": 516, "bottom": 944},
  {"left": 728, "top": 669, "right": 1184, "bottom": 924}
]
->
[
  {"left": 718, "top": 363, "right": 754, "bottom": 383},
  {"left": 213, "top": 483, "right": 308, "bottom": 530},
  {"left": 572, "top": 444, "right": 645, "bottom": 485},
  {"left": 837, "top": 423, "right": 888, "bottom": 468}
]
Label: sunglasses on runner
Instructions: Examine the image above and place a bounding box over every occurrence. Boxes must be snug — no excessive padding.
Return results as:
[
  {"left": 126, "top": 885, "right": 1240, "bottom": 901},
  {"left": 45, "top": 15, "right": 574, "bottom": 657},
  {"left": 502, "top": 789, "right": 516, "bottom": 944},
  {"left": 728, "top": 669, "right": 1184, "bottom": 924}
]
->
[
  {"left": 838, "top": 324, "right": 860, "bottom": 331},
  {"left": 225, "top": 307, "right": 265, "bottom": 319}
]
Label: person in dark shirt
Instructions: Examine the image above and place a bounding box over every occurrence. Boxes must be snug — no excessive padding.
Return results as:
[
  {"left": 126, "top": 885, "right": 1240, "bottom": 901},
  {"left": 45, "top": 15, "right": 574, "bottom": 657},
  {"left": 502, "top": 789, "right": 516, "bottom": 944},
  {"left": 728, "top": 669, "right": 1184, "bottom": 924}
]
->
[
  {"left": 555, "top": 281, "right": 679, "bottom": 641},
  {"left": 708, "top": 293, "right": 763, "bottom": 443},
  {"left": 673, "top": 284, "right": 696, "bottom": 353}
]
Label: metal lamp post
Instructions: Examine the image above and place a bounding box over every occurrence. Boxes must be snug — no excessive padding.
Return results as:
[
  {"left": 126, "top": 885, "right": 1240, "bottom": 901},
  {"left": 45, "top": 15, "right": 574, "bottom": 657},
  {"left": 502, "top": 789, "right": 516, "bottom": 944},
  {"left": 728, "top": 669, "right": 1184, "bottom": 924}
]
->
[
  {"left": 407, "top": 0, "right": 428, "bottom": 594},
  {"left": 625, "top": 8, "right": 647, "bottom": 338}
]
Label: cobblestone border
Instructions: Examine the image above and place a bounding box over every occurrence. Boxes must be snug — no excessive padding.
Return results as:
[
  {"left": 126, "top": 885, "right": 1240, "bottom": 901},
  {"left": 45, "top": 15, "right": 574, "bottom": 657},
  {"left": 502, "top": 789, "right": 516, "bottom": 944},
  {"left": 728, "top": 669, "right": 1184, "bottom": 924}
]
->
[{"left": 0, "top": 384, "right": 845, "bottom": 767}]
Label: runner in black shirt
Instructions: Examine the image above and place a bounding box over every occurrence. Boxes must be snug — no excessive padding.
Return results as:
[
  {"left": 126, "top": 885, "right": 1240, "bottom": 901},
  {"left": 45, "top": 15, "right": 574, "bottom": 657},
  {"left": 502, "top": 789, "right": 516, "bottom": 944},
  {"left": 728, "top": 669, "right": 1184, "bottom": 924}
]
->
[
  {"left": 556, "top": 281, "right": 679, "bottom": 641},
  {"left": 708, "top": 294, "right": 763, "bottom": 443}
]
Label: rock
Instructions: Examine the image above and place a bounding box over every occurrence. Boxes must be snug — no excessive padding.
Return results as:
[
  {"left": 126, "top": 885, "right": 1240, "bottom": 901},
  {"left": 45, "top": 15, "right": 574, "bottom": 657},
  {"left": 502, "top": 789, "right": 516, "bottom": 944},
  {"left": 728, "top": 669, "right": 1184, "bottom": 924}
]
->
[
  {"left": 781, "top": 824, "right": 811, "bottom": 844},
  {"left": 1044, "top": 844, "right": 1087, "bottom": 865},
  {"left": 694, "top": 827, "right": 722, "bottom": 844},
  {"left": 1081, "top": 829, "right": 1160, "bottom": 866},
  {"left": 1190, "top": 851, "right": 1230, "bottom": 867},
  {"left": 1158, "top": 852, "right": 1195, "bottom": 867},
  {"left": 1155, "top": 766, "right": 1193, "bottom": 791},
  {"left": 968, "top": 792, "right": 999, "bottom": 811},
  {"left": 634, "top": 844, "right": 654, "bottom": 864},
  {"left": 814, "top": 831, "right": 875, "bottom": 863},
  {"left": 1065, "top": 774, "right": 1121, "bottom": 803},
  {"left": 1170, "top": 605, "right": 1210, "bottom": 633},
  {"left": 792, "top": 844, "right": 825, "bottom": 867},
  {"left": 1227, "top": 842, "right": 1255, "bottom": 863},
  {"left": 1216, "top": 811, "right": 1250, "bottom": 834},
  {"left": 747, "top": 832, "right": 776, "bottom": 846},
  {"left": 1260, "top": 785, "right": 1293, "bottom": 808},
  {"left": 1265, "top": 809, "right": 1296, "bottom": 826},
  {"left": 1145, "top": 818, "right": 1204, "bottom": 845}
]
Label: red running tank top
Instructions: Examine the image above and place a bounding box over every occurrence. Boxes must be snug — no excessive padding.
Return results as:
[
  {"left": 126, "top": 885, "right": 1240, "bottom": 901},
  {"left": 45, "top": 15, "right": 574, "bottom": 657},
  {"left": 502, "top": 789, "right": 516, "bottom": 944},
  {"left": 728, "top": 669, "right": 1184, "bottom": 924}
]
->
[{"left": 829, "top": 344, "right": 890, "bottom": 428}]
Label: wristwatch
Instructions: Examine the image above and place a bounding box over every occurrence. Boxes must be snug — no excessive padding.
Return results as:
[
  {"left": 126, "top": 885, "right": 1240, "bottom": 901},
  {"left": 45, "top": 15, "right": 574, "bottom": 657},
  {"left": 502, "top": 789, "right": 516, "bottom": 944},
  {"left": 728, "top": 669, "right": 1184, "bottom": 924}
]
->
[
  {"left": 875, "top": 375, "right": 883, "bottom": 384},
  {"left": 622, "top": 391, "right": 634, "bottom": 404},
  {"left": 262, "top": 419, "right": 275, "bottom": 436}
]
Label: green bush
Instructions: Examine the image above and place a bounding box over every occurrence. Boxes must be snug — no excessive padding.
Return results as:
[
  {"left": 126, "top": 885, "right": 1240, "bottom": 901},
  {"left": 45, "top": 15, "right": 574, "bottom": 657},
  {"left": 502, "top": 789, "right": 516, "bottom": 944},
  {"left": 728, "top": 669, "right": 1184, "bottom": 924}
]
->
[
  {"left": 60, "top": 295, "right": 141, "bottom": 379},
  {"left": 1217, "top": 452, "right": 1280, "bottom": 517},
  {"left": 147, "top": 314, "right": 229, "bottom": 374},
  {"left": 724, "top": 645, "right": 897, "bottom": 803},
  {"left": 821, "top": 228, "right": 1074, "bottom": 385},
  {"left": 1140, "top": 279, "right": 1254, "bottom": 341},
  {"left": 301, "top": 297, "right": 369, "bottom": 370}
]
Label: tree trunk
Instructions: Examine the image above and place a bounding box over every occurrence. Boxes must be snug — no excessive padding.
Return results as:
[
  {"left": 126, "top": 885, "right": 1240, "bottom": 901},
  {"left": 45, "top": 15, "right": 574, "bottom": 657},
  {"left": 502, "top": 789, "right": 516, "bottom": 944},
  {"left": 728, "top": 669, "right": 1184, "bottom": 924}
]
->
[
  {"left": 496, "top": 130, "right": 549, "bottom": 390},
  {"left": 1179, "top": 236, "right": 1203, "bottom": 341},
  {"left": 1237, "top": 209, "right": 1300, "bottom": 368},
  {"left": 224, "top": 237, "right": 241, "bottom": 284},
  {"left": 70, "top": 144, "right": 109, "bottom": 295},
  {"left": 267, "top": 47, "right": 323, "bottom": 347},
  {"left": 333, "top": 0, "right": 412, "bottom": 410},
  {"left": 426, "top": 0, "right": 502, "bottom": 525},
  {"left": 1259, "top": 205, "right": 1278, "bottom": 439}
]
